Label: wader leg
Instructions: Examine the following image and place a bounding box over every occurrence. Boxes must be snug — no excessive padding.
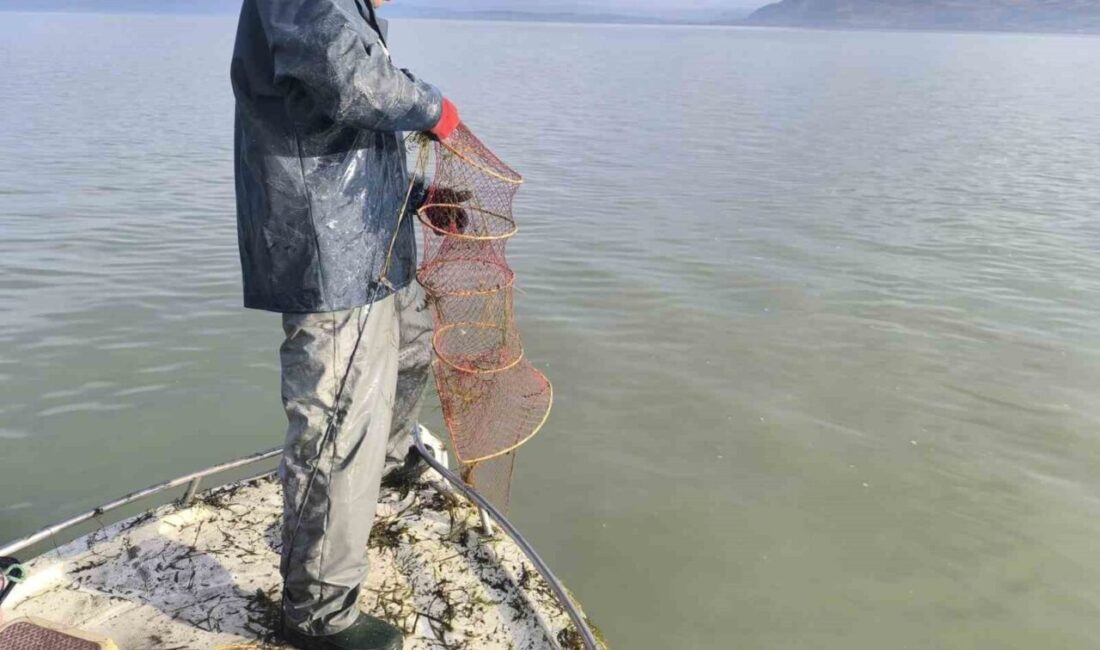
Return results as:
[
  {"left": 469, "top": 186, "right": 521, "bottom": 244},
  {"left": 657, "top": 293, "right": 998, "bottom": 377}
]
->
[
  {"left": 387, "top": 281, "right": 433, "bottom": 466},
  {"left": 278, "top": 298, "right": 399, "bottom": 636}
]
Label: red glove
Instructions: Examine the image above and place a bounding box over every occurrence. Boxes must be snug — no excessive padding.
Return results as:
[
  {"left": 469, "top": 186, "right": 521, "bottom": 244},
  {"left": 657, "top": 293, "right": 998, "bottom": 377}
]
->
[{"left": 429, "top": 98, "right": 460, "bottom": 141}]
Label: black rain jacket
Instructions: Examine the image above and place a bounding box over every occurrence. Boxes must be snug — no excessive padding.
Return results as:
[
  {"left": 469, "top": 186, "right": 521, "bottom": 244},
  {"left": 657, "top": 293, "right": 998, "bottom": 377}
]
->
[{"left": 231, "top": 0, "right": 442, "bottom": 313}]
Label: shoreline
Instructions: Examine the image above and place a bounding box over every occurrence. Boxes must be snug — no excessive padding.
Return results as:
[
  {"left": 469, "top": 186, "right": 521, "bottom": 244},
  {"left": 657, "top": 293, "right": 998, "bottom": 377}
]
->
[{"left": 1, "top": 7, "right": 1098, "bottom": 36}]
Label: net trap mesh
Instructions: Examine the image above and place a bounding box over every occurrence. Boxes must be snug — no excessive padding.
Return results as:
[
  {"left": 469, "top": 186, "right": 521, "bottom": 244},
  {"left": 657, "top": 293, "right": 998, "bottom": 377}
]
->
[{"left": 415, "top": 124, "right": 552, "bottom": 510}]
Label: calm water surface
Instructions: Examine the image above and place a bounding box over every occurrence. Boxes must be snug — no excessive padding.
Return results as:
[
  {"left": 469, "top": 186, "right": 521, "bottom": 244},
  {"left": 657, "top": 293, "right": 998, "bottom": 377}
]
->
[{"left": 3, "top": 13, "right": 1100, "bottom": 649}]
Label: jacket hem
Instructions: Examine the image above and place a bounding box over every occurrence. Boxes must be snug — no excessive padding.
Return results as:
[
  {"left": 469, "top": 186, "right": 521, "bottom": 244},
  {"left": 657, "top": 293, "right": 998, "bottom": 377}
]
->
[{"left": 244, "top": 276, "right": 413, "bottom": 315}]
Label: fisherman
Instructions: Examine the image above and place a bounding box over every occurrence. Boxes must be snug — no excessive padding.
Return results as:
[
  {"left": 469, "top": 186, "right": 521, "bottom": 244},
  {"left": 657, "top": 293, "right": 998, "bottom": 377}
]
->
[{"left": 231, "top": 1, "right": 460, "bottom": 649}]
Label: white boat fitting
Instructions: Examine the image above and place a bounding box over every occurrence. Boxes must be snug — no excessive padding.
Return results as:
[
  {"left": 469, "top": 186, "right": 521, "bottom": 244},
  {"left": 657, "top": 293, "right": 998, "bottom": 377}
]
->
[{"left": 0, "top": 429, "right": 604, "bottom": 650}]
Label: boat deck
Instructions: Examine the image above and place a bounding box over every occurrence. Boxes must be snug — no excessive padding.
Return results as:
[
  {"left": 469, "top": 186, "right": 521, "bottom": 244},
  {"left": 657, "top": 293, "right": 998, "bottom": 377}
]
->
[{"left": 7, "top": 470, "right": 593, "bottom": 649}]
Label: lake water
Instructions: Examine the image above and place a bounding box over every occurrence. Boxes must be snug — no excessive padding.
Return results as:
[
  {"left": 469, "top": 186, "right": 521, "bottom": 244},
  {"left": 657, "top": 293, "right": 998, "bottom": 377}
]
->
[{"left": 3, "top": 12, "right": 1100, "bottom": 649}]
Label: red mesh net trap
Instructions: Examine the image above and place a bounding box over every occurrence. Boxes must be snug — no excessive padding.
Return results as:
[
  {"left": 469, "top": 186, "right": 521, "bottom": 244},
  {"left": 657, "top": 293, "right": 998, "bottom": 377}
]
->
[{"left": 416, "top": 124, "right": 552, "bottom": 510}]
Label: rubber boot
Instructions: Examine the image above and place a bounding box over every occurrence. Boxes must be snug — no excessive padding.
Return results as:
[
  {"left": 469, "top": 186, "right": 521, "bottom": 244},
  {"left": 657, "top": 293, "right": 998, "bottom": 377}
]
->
[{"left": 283, "top": 613, "right": 403, "bottom": 650}]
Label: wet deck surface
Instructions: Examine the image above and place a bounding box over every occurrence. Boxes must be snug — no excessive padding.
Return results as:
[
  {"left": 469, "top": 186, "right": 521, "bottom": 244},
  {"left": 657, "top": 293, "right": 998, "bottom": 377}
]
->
[{"left": 9, "top": 472, "right": 592, "bottom": 649}]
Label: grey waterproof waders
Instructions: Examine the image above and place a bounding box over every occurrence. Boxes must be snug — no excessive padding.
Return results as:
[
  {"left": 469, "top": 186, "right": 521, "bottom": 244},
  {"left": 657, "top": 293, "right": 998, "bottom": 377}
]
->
[{"left": 279, "top": 282, "right": 432, "bottom": 636}]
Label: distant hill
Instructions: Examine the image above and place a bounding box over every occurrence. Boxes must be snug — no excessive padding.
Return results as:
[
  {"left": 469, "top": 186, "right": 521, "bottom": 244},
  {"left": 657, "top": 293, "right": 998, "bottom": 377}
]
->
[{"left": 742, "top": 0, "right": 1100, "bottom": 32}]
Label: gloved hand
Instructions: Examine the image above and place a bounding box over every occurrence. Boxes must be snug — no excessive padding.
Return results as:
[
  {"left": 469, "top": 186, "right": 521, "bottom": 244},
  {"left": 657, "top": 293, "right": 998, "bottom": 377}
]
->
[{"left": 429, "top": 98, "right": 460, "bottom": 141}]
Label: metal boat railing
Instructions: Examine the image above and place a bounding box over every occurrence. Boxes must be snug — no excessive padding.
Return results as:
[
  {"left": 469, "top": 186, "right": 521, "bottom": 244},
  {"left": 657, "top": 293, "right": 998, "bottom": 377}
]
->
[
  {"left": 0, "top": 430, "right": 599, "bottom": 650},
  {"left": 0, "top": 446, "right": 282, "bottom": 558}
]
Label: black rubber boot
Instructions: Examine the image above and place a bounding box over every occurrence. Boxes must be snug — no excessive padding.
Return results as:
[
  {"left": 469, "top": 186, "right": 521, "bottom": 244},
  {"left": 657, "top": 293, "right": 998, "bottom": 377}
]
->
[{"left": 282, "top": 614, "right": 403, "bottom": 650}]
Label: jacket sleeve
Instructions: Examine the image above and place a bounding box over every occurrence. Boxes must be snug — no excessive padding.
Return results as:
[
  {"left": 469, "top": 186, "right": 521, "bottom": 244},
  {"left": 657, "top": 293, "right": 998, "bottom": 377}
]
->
[{"left": 256, "top": 0, "right": 443, "bottom": 132}]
